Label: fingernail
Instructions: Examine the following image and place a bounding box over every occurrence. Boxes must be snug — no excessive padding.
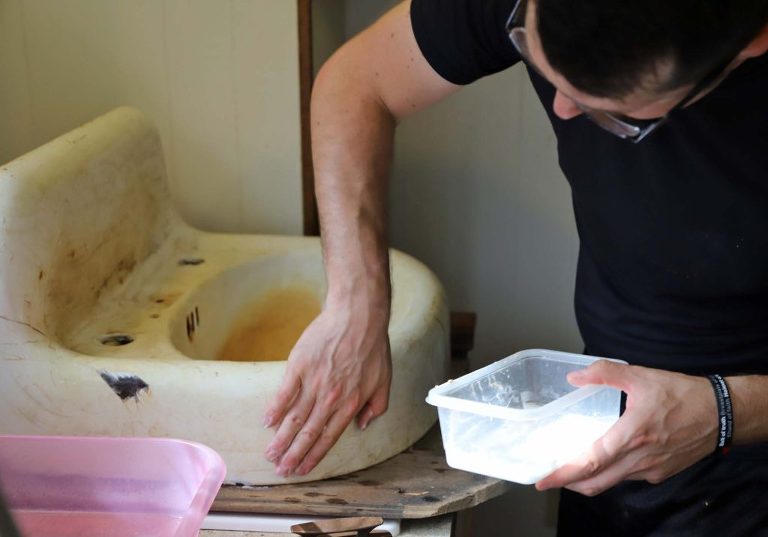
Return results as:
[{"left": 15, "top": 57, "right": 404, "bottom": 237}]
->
[
  {"left": 263, "top": 413, "right": 273, "bottom": 428},
  {"left": 276, "top": 465, "right": 293, "bottom": 477},
  {"left": 294, "top": 465, "right": 308, "bottom": 476},
  {"left": 265, "top": 448, "right": 279, "bottom": 462},
  {"left": 568, "top": 370, "right": 585, "bottom": 382},
  {"left": 361, "top": 409, "right": 374, "bottom": 430}
]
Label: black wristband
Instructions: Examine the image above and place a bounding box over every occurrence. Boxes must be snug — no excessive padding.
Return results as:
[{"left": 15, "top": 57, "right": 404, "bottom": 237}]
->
[{"left": 707, "top": 374, "right": 734, "bottom": 456}]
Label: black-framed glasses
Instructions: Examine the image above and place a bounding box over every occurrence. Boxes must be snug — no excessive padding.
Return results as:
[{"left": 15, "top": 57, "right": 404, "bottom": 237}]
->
[{"left": 506, "top": 0, "right": 732, "bottom": 143}]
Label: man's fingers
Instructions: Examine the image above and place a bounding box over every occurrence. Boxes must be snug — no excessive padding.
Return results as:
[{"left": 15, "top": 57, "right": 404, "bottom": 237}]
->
[
  {"left": 294, "top": 406, "right": 359, "bottom": 476},
  {"left": 567, "top": 359, "right": 633, "bottom": 391},
  {"left": 263, "top": 370, "right": 301, "bottom": 428},
  {"left": 275, "top": 403, "right": 337, "bottom": 477},
  {"left": 356, "top": 384, "right": 390, "bottom": 429},
  {"left": 272, "top": 385, "right": 363, "bottom": 476},
  {"left": 561, "top": 451, "right": 642, "bottom": 496},
  {"left": 356, "top": 403, "right": 375, "bottom": 430},
  {"left": 264, "top": 391, "right": 314, "bottom": 465},
  {"left": 536, "top": 427, "right": 622, "bottom": 491},
  {"left": 536, "top": 452, "right": 608, "bottom": 491},
  {"left": 563, "top": 439, "right": 676, "bottom": 496}
]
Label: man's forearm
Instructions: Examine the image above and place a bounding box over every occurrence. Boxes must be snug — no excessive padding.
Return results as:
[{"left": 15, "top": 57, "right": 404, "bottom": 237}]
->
[
  {"left": 311, "top": 48, "right": 395, "bottom": 319},
  {"left": 726, "top": 374, "right": 768, "bottom": 444}
]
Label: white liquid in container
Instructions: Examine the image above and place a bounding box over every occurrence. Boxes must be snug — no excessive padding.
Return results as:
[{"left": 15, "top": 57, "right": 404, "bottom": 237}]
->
[{"left": 446, "top": 414, "right": 615, "bottom": 484}]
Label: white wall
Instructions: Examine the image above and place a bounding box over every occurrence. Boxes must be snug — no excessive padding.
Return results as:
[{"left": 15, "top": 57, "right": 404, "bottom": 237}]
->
[
  {"left": 345, "top": 2, "right": 583, "bottom": 536},
  {"left": 0, "top": 0, "right": 302, "bottom": 234}
]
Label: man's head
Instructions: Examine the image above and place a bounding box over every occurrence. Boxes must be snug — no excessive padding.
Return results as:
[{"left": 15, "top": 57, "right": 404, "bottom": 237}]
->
[{"left": 521, "top": 0, "right": 768, "bottom": 123}]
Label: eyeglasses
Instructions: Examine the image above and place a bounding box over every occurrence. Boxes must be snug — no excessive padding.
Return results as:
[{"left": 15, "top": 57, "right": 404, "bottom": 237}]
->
[{"left": 506, "top": 0, "right": 732, "bottom": 143}]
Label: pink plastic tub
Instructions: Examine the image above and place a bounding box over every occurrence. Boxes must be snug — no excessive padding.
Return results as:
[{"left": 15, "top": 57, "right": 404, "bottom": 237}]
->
[{"left": 0, "top": 435, "right": 226, "bottom": 537}]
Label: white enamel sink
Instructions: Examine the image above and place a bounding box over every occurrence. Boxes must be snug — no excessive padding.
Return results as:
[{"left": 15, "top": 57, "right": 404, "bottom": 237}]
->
[{"left": 0, "top": 107, "right": 449, "bottom": 485}]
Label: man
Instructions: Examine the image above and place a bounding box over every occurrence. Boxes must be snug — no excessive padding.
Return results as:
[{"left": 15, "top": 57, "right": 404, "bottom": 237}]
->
[{"left": 262, "top": 0, "right": 768, "bottom": 534}]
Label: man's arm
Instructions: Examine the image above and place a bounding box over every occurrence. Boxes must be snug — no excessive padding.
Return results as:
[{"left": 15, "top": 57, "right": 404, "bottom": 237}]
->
[
  {"left": 727, "top": 375, "right": 768, "bottom": 443},
  {"left": 262, "top": 0, "right": 460, "bottom": 477}
]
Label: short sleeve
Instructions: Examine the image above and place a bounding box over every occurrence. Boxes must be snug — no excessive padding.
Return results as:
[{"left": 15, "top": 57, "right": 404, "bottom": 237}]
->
[{"left": 410, "top": 0, "right": 521, "bottom": 85}]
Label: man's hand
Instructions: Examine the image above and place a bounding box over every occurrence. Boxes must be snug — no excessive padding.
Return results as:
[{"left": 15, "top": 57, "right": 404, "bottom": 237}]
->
[
  {"left": 536, "top": 360, "right": 719, "bottom": 496},
  {"left": 262, "top": 306, "right": 392, "bottom": 477}
]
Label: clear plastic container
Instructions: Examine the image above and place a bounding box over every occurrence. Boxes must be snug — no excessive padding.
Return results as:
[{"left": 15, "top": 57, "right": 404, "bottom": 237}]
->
[
  {"left": 426, "top": 349, "right": 625, "bottom": 484},
  {"left": 0, "top": 435, "right": 226, "bottom": 537}
]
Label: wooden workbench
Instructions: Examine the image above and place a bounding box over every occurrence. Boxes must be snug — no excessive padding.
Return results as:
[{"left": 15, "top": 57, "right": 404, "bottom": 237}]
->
[
  {"left": 206, "top": 424, "right": 512, "bottom": 537},
  {"left": 212, "top": 448, "right": 510, "bottom": 519}
]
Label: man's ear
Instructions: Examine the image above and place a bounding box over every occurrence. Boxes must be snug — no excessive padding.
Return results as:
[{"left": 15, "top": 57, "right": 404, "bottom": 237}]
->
[{"left": 737, "top": 23, "right": 768, "bottom": 60}]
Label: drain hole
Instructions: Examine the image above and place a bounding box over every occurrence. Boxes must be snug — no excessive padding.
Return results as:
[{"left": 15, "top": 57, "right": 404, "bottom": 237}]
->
[
  {"left": 99, "top": 333, "right": 134, "bottom": 346},
  {"left": 178, "top": 258, "right": 205, "bottom": 266}
]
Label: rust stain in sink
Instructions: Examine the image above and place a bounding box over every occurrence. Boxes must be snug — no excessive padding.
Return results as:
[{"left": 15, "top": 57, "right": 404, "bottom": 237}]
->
[{"left": 217, "top": 287, "right": 321, "bottom": 362}]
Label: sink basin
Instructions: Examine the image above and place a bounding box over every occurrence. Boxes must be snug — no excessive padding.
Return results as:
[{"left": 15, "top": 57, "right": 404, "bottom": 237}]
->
[{"left": 0, "top": 107, "right": 449, "bottom": 484}]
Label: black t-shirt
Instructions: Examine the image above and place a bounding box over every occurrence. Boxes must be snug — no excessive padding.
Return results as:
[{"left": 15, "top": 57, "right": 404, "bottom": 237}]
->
[{"left": 411, "top": 0, "right": 768, "bottom": 376}]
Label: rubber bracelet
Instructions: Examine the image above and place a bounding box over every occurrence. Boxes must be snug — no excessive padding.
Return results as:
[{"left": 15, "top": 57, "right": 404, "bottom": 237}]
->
[{"left": 707, "top": 374, "right": 733, "bottom": 456}]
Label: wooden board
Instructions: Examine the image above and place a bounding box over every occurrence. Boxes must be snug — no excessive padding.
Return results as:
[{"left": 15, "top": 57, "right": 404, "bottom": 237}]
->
[{"left": 212, "top": 448, "right": 512, "bottom": 519}]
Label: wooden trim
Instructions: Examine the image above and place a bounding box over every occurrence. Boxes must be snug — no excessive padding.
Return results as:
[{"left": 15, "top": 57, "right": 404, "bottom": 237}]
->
[
  {"left": 450, "top": 311, "right": 477, "bottom": 377},
  {"left": 450, "top": 311, "right": 477, "bottom": 360},
  {"left": 298, "top": 0, "right": 319, "bottom": 236}
]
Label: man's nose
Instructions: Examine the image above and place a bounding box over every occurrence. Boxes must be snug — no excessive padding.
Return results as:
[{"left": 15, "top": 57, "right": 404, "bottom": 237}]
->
[{"left": 553, "top": 91, "right": 583, "bottom": 120}]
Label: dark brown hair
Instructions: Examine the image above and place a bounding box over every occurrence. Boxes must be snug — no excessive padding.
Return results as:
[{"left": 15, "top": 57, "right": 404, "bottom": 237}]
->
[{"left": 536, "top": 0, "right": 768, "bottom": 98}]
